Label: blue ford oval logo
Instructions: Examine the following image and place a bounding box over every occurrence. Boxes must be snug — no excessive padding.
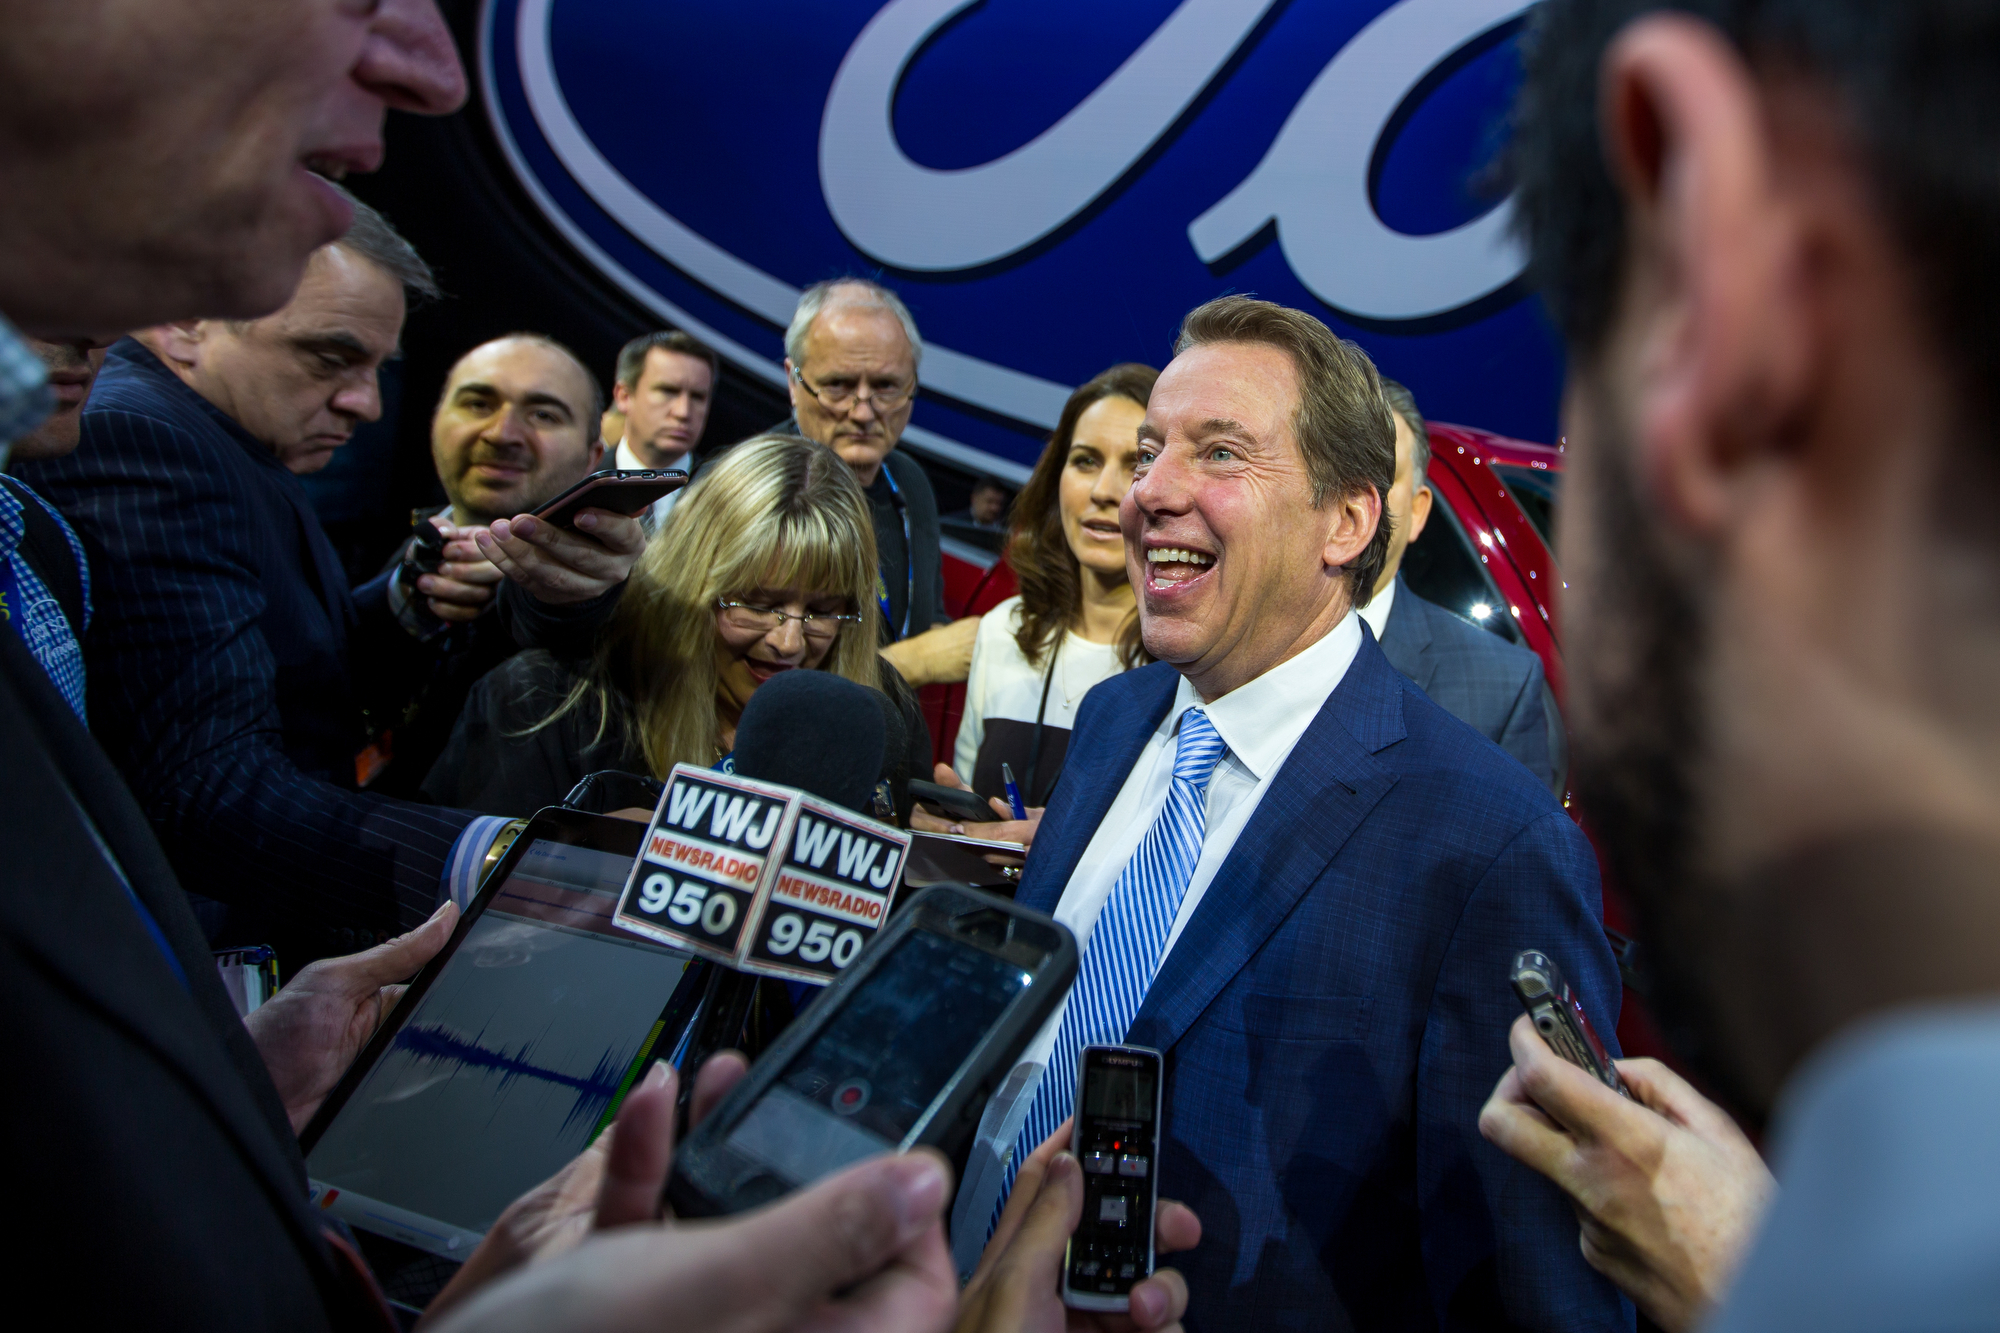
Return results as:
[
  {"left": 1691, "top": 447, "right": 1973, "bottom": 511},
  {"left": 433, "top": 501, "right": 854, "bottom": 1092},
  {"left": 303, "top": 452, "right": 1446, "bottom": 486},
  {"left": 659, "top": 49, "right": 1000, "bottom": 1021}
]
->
[{"left": 481, "top": 0, "right": 1556, "bottom": 477}]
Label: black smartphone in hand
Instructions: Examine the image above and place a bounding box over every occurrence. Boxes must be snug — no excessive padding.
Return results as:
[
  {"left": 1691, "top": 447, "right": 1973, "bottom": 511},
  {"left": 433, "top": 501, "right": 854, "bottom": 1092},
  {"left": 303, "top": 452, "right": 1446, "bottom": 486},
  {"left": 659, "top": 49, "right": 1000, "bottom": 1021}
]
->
[
  {"left": 534, "top": 469, "right": 687, "bottom": 528},
  {"left": 666, "top": 884, "right": 1077, "bottom": 1217},
  {"left": 909, "top": 778, "right": 1001, "bottom": 824}
]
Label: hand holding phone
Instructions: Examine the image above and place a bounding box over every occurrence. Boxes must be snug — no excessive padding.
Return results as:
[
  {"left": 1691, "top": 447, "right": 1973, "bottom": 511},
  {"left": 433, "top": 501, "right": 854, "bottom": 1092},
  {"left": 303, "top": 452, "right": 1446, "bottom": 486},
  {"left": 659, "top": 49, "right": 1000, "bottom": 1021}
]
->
[
  {"left": 666, "top": 885, "right": 1078, "bottom": 1217},
  {"left": 909, "top": 777, "right": 1002, "bottom": 824},
  {"left": 534, "top": 469, "right": 688, "bottom": 528}
]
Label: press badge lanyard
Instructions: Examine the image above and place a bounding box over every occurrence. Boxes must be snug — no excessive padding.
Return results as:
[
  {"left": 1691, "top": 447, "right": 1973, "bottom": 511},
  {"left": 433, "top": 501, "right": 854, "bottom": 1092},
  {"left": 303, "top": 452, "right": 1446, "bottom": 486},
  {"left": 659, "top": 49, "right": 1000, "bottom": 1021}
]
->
[{"left": 875, "top": 464, "right": 914, "bottom": 639}]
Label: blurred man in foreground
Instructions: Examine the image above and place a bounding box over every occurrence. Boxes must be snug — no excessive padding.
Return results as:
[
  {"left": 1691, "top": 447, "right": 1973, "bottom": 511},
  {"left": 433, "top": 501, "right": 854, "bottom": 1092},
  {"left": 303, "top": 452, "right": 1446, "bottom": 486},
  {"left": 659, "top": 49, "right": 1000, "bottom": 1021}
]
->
[
  {"left": 778, "top": 278, "right": 980, "bottom": 686},
  {"left": 1480, "top": 2, "right": 2000, "bottom": 1329},
  {"left": 1363, "top": 378, "right": 1561, "bottom": 791}
]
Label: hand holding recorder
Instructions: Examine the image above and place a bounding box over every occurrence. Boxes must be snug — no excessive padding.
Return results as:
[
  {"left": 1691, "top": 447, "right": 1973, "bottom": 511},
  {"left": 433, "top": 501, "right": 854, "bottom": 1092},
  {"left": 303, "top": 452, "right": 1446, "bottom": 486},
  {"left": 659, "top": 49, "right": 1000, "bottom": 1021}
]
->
[
  {"left": 1480, "top": 1006, "right": 1775, "bottom": 1331},
  {"left": 958, "top": 1119, "right": 1201, "bottom": 1333}
]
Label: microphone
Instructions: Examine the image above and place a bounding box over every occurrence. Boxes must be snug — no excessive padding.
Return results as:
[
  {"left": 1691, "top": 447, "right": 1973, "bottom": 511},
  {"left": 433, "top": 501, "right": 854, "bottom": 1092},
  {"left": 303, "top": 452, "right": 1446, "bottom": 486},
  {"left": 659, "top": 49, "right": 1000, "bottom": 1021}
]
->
[
  {"left": 731, "top": 668, "right": 887, "bottom": 814},
  {"left": 870, "top": 683, "right": 912, "bottom": 822}
]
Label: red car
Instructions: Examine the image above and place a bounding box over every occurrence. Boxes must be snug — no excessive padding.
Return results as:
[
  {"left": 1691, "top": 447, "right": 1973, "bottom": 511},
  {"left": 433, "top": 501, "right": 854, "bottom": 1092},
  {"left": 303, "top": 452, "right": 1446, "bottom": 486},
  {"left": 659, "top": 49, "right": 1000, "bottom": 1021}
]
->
[{"left": 926, "top": 425, "right": 1671, "bottom": 1064}]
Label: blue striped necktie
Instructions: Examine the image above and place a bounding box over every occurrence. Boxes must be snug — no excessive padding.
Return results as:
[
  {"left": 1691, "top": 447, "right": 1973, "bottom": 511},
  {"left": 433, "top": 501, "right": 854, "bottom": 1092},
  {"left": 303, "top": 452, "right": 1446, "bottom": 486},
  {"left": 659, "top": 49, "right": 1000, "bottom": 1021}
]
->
[{"left": 993, "top": 706, "right": 1228, "bottom": 1226}]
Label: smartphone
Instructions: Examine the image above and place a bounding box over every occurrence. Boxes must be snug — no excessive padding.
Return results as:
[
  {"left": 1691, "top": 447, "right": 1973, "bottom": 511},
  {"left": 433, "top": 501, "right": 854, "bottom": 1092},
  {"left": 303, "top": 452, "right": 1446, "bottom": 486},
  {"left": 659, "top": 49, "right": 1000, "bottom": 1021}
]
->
[
  {"left": 666, "top": 884, "right": 1078, "bottom": 1217},
  {"left": 1510, "top": 948, "right": 1628, "bottom": 1096},
  {"left": 534, "top": 469, "right": 688, "bottom": 527},
  {"left": 909, "top": 778, "right": 1000, "bottom": 824},
  {"left": 1062, "top": 1045, "right": 1164, "bottom": 1311}
]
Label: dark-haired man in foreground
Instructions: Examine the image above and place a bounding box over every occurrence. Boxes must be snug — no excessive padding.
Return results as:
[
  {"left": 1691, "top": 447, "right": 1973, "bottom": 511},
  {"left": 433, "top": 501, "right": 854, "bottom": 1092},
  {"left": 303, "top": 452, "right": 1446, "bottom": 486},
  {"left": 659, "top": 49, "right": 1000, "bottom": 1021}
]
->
[
  {"left": 1480, "top": 2, "right": 2000, "bottom": 1330},
  {"left": 961, "top": 294, "right": 1627, "bottom": 1330}
]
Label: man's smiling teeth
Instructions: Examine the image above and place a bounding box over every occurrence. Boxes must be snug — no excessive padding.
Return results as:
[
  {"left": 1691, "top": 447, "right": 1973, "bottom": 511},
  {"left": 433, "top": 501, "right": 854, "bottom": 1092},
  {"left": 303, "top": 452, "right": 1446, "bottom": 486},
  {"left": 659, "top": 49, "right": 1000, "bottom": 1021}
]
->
[{"left": 1147, "top": 548, "right": 1215, "bottom": 566}]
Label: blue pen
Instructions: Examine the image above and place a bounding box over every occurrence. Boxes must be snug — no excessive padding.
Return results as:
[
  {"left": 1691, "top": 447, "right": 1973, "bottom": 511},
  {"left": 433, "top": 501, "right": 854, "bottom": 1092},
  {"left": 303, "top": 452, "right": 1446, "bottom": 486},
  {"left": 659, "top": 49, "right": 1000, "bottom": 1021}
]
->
[{"left": 1000, "top": 763, "right": 1028, "bottom": 820}]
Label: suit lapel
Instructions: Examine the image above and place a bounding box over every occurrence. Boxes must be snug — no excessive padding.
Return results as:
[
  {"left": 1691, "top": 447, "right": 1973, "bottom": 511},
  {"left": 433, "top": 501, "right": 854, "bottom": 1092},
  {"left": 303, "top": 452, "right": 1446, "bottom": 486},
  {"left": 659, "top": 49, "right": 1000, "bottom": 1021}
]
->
[
  {"left": 1015, "top": 664, "right": 1179, "bottom": 916},
  {"left": 1128, "top": 637, "right": 1410, "bottom": 1054}
]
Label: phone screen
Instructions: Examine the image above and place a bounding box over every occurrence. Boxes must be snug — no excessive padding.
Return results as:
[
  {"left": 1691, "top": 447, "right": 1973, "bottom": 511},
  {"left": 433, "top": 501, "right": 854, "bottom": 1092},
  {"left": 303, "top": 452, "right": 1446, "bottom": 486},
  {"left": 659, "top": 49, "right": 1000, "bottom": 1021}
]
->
[
  {"left": 724, "top": 927, "right": 1034, "bottom": 1185},
  {"left": 305, "top": 838, "right": 691, "bottom": 1258}
]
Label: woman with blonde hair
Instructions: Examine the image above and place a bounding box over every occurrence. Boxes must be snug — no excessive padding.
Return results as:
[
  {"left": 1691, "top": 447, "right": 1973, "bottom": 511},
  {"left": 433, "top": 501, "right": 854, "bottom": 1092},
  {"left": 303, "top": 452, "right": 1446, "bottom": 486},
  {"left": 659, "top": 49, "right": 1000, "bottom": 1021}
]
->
[{"left": 425, "top": 434, "right": 929, "bottom": 813}]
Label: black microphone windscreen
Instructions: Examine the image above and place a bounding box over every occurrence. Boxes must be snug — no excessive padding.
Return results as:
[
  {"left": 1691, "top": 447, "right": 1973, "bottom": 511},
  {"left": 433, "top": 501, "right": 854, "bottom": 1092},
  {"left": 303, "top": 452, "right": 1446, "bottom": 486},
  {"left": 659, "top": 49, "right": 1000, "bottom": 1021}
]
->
[
  {"left": 732, "top": 669, "right": 886, "bottom": 814},
  {"left": 869, "top": 684, "right": 912, "bottom": 821}
]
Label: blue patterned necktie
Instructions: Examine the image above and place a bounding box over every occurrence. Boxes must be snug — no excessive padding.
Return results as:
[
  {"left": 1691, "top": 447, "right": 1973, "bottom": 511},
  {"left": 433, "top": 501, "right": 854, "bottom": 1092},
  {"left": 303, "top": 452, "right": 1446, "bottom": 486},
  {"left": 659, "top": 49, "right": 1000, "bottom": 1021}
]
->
[{"left": 992, "top": 706, "right": 1229, "bottom": 1227}]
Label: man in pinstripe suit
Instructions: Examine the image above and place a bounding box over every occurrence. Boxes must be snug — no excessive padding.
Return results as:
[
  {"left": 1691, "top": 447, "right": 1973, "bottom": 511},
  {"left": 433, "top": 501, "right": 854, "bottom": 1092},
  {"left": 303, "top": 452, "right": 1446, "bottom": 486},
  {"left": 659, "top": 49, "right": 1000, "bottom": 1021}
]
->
[{"left": 21, "top": 208, "right": 645, "bottom": 965}]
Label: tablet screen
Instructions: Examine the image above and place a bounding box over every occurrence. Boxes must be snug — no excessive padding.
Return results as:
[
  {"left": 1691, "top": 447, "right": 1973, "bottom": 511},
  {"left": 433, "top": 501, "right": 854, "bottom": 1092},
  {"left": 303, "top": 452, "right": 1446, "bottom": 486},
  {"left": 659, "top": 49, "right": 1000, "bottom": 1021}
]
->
[{"left": 306, "top": 834, "right": 691, "bottom": 1258}]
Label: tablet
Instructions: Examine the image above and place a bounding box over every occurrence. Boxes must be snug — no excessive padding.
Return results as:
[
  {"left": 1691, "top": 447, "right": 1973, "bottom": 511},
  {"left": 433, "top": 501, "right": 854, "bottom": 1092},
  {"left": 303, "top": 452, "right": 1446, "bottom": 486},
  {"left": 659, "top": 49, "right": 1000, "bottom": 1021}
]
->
[{"left": 301, "top": 808, "right": 696, "bottom": 1259}]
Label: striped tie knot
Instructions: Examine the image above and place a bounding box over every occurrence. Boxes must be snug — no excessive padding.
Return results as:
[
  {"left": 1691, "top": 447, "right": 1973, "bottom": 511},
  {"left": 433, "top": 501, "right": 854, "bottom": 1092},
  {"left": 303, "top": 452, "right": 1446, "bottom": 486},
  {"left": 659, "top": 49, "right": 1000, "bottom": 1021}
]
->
[{"left": 1171, "top": 706, "right": 1227, "bottom": 790}]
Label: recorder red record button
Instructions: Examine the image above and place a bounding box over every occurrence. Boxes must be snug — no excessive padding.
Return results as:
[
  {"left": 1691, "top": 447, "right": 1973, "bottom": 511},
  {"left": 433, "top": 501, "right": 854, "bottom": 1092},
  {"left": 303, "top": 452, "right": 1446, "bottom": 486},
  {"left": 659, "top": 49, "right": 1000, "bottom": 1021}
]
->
[{"left": 831, "top": 1079, "right": 870, "bottom": 1114}]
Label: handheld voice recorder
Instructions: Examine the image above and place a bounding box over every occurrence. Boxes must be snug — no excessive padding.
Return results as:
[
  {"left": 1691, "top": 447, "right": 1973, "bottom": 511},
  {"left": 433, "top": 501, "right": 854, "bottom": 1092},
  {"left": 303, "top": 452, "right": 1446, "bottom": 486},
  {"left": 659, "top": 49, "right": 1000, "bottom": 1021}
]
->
[
  {"left": 1061, "top": 1044, "right": 1164, "bottom": 1311},
  {"left": 1509, "top": 949, "right": 1628, "bottom": 1096}
]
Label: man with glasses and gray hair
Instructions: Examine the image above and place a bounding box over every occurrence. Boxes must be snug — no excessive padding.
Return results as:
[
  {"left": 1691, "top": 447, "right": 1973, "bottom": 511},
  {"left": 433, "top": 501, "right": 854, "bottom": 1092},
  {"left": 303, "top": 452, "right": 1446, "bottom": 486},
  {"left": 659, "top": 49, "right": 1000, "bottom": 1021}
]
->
[{"left": 777, "top": 277, "right": 979, "bottom": 686}]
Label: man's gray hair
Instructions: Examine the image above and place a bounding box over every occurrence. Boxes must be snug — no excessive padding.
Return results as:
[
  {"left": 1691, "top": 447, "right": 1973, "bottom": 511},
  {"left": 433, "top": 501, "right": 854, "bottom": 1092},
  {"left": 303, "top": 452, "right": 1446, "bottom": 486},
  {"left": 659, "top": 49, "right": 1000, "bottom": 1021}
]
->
[
  {"left": 784, "top": 278, "right": 923, "bottom": 371},
  {"left": 1379, "top": 378, "right": 1431, "bottom": 493},
  {"left": 329, "top": 182, "right": 439, "bottom": 302}
]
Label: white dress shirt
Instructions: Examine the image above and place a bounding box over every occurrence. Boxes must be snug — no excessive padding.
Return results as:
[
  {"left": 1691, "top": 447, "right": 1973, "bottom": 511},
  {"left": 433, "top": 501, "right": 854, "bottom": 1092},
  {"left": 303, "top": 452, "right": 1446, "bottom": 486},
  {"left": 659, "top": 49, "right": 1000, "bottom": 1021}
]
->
[
  {"left": 949, "top": 609, "right": 1364, "bottom": 1270},
  {"left": 1357, "top": 574, "right": 1396, "bottom": 644},
  {"left": 614, "top": 437, "right": 688, "bottom": 528}
]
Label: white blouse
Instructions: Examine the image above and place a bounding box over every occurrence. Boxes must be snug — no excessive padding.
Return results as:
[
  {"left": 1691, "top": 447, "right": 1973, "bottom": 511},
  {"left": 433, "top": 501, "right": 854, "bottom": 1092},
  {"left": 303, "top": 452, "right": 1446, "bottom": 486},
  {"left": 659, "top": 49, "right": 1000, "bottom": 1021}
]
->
[{"left": 952, "top": 596, "right": 1127, "bottom": 806}]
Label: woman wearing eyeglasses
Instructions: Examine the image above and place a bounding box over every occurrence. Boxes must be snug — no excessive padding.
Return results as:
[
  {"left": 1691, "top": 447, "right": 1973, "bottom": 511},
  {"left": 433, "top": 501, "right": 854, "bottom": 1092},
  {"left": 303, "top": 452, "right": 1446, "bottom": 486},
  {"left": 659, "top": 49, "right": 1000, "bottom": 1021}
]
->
[{"left": 423, "top": 433, "right": 930, "bottom": 815}]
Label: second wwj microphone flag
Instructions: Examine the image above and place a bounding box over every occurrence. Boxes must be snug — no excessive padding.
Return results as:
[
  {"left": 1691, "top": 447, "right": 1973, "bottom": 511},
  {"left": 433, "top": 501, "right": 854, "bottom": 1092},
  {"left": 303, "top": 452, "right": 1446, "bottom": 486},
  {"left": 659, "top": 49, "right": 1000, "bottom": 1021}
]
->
[{"left": 613, "top": 764, "right": 911, "bottom": 984}]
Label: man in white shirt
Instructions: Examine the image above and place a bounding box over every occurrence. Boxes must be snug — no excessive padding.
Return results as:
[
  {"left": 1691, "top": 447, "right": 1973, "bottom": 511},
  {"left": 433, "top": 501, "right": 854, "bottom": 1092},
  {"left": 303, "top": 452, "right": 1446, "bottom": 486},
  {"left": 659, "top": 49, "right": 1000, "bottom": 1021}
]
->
[
  {"left": 609, "top": 329, "right": 715, "bottom": 527},
  {"left": 955, "top": 296, "right": 1627, "bottom": 1332}
]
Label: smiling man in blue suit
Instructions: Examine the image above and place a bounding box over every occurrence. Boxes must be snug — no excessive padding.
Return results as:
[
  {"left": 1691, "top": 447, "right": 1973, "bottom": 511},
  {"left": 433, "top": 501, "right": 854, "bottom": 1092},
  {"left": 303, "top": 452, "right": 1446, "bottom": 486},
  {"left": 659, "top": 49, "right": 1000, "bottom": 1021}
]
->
[{"left": 959, "top": 297, "right": 1629, "bottom": 1331}]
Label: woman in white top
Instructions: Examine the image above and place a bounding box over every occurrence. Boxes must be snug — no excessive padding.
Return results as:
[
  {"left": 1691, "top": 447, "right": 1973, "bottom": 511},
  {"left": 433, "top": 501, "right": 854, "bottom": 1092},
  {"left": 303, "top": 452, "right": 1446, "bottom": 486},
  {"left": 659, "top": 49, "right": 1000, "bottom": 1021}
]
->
[{"left": 913, "top": 364, "right": 1156, "bottom": 842}]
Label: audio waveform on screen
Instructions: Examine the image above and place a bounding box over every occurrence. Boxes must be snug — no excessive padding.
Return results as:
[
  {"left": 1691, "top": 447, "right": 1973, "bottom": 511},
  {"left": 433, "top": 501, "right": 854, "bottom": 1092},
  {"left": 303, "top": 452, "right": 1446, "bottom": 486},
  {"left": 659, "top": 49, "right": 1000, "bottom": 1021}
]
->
[{"left": 393, "top": 1020, "right": 631, "bottom": 1134}]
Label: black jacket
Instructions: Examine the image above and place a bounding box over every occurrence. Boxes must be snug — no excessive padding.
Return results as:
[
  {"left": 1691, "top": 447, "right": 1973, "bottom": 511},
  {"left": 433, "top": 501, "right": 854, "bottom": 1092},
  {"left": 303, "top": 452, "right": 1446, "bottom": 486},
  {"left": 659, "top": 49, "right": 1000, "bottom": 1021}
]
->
[
  {"left": 0, "top": 621, "right": 387, "bottom": 1331},
  {"left": 423, "top": 650, "right": 934, "bottom": 819}
]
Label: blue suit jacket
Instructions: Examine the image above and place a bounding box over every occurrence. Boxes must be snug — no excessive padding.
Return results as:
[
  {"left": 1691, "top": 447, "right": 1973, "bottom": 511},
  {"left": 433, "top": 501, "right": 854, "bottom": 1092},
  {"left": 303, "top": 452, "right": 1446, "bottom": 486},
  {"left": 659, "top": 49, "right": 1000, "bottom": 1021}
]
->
[
  {"left": 1377, "top": 577, "right": 1564, "bottom": 794},
  {"left": 21, "top": 339, "right": 476, "bottom": 936},
  {"left": 1018, "top": 630, "right": 1630, "bottom": 1332}
]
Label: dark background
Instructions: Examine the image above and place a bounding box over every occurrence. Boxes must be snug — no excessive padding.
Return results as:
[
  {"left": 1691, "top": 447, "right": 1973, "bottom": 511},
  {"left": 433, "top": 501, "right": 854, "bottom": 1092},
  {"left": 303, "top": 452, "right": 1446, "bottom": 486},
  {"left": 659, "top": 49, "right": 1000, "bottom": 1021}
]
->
[{"left": 313, "top": 0, "right": 986, "bottom": 583}]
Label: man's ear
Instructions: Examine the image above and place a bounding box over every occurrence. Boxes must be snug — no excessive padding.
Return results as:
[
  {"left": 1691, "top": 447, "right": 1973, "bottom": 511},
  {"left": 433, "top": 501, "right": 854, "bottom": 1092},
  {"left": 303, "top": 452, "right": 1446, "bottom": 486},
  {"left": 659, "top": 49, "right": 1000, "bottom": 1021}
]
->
[
  {"left": 584, "top": 433, "right": 606, "bottom": 470},
  {"left": 1324, "top": 484, "right": 1383, "bottom": 575},
  {"left": 146, "top": 320, "right": 207, "bottom": 371},
  {"left": 1601, "top": 14, "right": 1815, "bottom": 536},
  {"left": 1406, "top": 483, "right": 1434, "bottom": 546},
  {"left": 611, "top": 378, "right": 632, "bottom": 414}
]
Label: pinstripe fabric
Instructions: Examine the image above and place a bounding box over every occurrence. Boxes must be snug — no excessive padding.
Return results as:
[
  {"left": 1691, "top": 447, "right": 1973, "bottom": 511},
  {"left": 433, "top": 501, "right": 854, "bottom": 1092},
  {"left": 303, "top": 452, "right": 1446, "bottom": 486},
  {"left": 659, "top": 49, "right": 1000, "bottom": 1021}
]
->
[
  {"left": 19, "top": 339, "right": 479, "bottom": 935},
  {"left": 0, "top": 314, "right": 52, "bottom": 442},
  {"left": 995, "top": 708, "right": 1226, "bottom": 1227}
]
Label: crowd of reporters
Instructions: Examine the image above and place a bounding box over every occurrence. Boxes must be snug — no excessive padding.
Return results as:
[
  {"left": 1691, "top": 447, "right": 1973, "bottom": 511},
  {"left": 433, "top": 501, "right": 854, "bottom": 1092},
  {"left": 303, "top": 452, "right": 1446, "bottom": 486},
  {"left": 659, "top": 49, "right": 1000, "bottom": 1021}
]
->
[{"left": 11, "top": 0, "right": 2000, "bottom": 1328}]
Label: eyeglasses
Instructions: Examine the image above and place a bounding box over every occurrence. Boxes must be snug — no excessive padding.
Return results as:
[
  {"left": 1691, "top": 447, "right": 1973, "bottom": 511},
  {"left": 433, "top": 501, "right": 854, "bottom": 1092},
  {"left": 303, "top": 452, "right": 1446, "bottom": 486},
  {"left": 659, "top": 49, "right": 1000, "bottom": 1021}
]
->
[
  {"left": 716, "top": 599, "right": 862, "bottom": 639},
  {"left": 791, "top": 366, "right": 915, "bottom": 413}
]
